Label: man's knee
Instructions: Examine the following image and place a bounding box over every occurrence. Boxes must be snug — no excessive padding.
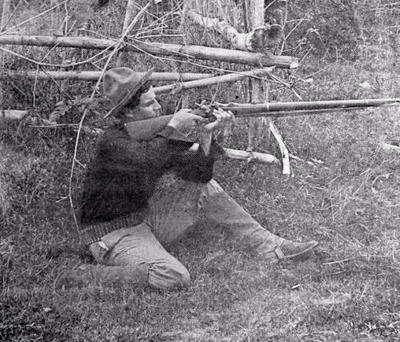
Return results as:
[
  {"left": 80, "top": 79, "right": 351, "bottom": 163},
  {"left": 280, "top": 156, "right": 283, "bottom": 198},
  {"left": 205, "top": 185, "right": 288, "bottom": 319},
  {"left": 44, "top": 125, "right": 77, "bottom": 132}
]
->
[{"left": 148, "top": 261, "right": 191, "bottom": 289}]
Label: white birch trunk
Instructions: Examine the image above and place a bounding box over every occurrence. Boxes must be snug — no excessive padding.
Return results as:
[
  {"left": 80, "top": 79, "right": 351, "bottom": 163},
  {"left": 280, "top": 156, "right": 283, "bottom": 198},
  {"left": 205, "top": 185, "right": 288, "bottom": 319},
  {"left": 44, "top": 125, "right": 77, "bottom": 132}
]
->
[
  {"left": 117, "top": 0, "right": 138, "bottom": 67},
  {"left": 247, "top": 0, "right": 268, "bottom": 151},
  {"left": 0, "top": 0, "right": 12, "bottom": 110}
]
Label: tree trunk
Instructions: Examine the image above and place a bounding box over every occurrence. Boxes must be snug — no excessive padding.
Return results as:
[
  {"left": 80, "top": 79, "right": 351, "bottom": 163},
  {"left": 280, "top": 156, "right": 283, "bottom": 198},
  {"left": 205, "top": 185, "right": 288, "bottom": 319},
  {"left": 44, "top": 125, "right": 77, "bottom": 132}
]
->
[
  {"left": 0, "top": 0, "right": 12, "bottom": 109},
  {"left": 247, "top": 0, "right": 268, "bottom": 151},
  {"left": 116, "top": 0, "right": 138, "bottom": 66}
]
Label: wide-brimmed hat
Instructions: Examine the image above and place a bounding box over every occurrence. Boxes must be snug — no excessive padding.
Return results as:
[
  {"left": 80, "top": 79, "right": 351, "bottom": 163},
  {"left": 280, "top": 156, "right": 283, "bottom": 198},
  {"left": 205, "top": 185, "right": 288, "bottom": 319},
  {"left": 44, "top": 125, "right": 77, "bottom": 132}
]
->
[{"left": 103, "top": 67, "right": 154, "bottom": 118}]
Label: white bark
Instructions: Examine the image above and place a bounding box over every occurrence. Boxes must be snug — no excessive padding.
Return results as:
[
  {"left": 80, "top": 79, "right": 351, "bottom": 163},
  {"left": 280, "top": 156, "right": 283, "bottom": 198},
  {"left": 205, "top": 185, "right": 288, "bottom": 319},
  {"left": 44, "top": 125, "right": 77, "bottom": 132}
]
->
[
  {"left": 0, "top": 110, "right": 28, "bottom": 120},
  {"left": 224, "top": 148, "right": 279, "bottom": 164},
  {"left": 247, "top": 0, "right": 268, "bottom": 151},
  {"left": 117, "top": 0, "right": 138, "bottom": 66},
  {"left": 0, "top": 0, "right": 12, "bottom": 110},
  {"left": 269, "top": 121, "right": 290, "bottom": 175},
  {"left": 187, "top": 10, "right": 275, "bottom": 52}
]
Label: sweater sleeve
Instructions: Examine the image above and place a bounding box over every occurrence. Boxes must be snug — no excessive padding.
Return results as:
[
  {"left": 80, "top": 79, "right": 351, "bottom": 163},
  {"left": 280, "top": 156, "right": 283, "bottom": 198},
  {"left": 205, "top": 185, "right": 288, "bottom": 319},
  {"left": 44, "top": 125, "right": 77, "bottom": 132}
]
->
[{"left": 155, "top": 125, "right": 225, "bottom": 183}]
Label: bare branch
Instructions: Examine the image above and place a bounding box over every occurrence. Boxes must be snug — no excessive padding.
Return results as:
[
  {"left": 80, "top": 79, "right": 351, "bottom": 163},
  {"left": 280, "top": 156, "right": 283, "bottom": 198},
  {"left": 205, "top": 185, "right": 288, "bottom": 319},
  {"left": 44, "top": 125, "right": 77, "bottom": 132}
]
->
[{"left": 269, "top": 121, "right": 290, "bottom": 175}]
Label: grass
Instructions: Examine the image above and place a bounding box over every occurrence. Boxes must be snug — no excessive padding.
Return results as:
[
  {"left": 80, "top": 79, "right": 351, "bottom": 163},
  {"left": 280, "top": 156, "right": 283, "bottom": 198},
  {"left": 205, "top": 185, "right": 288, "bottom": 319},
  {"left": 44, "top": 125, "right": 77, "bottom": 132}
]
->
[{"left": 1, "top": 59, "right": 400, "bottom": 342}]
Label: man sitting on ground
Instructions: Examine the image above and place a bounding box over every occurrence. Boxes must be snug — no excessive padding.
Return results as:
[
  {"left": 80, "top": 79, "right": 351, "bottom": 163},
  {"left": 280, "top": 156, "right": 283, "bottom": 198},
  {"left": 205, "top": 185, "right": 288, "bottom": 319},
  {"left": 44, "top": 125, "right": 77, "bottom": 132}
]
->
[{"left": 55, "top": 67, "right": 319, "bottom": 290}]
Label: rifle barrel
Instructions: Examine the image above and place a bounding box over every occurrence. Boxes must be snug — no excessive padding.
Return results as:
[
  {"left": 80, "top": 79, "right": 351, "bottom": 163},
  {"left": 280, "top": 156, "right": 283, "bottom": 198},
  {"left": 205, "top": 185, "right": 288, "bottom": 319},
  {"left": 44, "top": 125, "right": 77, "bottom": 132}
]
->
[{"left": 221, "top": 98, "right": 400, "bottom": 116}]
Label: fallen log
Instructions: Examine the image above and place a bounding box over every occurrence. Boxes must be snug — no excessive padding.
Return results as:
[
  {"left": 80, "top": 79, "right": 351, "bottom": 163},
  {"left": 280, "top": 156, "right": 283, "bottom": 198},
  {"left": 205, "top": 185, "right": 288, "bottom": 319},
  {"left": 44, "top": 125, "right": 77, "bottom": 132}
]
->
[
  {"left": 130, "top": 40, "right": 298, "bottom": 69},
  {"left": 187, "top": 11, "right": 280, "bottom": 52},
  {"left": 153, "top": 67, "right": 274, "bottom": 94},
  {"left": 0, "top": 34, "right": 299, "bottom": 69},
  {"left": 0, "top": 109, "right": 28, "bottom": 120},
  {"left": 0, "top": 70, "right": 214, "bottom": 81},
  {"left": 223, "top": 148, "right": 279, "bottom": 164}
]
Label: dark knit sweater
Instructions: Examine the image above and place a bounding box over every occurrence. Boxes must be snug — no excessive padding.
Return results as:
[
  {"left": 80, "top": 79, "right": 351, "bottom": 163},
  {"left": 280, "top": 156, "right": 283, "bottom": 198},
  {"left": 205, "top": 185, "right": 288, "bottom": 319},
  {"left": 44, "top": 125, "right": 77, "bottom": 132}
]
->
[{"left": 78, "top": 122, "right": 223, "bottom": 228}]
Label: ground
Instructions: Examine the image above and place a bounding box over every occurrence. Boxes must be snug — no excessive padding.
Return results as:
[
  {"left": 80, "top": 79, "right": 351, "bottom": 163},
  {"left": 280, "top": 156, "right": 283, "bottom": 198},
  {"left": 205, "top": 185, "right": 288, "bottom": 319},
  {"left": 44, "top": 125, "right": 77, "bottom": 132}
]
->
[{"left": 1, "top": 59, "right": 400, "bottom": 341}]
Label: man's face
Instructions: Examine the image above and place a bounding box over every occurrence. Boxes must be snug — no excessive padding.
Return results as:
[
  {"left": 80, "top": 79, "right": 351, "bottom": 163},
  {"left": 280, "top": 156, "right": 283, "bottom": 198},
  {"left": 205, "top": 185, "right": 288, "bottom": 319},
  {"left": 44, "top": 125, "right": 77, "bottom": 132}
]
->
[{"left": 127, "top": 86, "right": 162, "bottom": 121}]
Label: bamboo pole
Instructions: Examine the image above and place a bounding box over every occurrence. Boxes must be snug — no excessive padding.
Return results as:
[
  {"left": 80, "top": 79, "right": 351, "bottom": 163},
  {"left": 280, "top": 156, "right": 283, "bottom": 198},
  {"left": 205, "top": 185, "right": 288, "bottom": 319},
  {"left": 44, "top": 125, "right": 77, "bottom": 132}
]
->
[
  {"left": 0, "top": 70, "right": 214, "bottom": 81},
  {"left": 0, "top": 34, "right": 299, "bottom": 68},
  {"left": 153, "top": 67, "right": 274, "bottom": 94}
]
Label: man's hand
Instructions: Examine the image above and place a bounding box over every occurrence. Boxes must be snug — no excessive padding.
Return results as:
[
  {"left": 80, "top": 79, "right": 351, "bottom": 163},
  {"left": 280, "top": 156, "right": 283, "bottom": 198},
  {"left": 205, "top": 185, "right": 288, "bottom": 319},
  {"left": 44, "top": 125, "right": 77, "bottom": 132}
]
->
[
  {"left": 204, "top": 108, "right": 235, "bottom": 132},
  {"left": 167, "top": 109, "right": 207, "bottom": 131}
]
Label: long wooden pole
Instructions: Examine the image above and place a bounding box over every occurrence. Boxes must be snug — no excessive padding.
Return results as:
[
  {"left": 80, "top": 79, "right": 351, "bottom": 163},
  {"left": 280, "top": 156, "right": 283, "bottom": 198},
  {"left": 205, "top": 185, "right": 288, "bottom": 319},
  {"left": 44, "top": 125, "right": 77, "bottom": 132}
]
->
[
  {"left": 153, "top": 67, "right": 274, "bottom": 94},
  {"left": 0, "top": 70, "right": 214, "bottom": 81},
  {"left": 0, "top": 34, "right": 299, "bottom": 68}
]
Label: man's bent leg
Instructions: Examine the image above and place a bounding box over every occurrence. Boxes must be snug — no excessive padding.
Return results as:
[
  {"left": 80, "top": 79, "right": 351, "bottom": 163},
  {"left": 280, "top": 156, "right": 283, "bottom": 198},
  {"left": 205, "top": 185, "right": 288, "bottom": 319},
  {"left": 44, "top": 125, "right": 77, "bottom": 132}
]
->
[
  {"left": 200, "top": 180, "right": 318, "bottom": 261},
  {"left": 105, "top": 223, "right": 190, "bottom": 289},
  {"left": 55, "top": 223, "right": 190, "bottom": 290}
]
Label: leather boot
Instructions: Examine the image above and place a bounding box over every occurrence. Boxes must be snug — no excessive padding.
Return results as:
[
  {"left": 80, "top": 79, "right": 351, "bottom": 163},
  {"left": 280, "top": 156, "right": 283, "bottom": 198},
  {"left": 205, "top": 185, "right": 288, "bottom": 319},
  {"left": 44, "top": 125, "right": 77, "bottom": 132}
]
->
[{"left": 274, "top": 239, "right": 319, "bottom": 261}]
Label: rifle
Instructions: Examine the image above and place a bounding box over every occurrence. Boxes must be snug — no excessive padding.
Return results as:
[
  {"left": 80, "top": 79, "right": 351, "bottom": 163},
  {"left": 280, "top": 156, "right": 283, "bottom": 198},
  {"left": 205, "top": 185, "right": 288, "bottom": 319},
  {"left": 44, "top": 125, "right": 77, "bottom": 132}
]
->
[{"left": 125, "top": 98, "right": 400, "bottom": 141}]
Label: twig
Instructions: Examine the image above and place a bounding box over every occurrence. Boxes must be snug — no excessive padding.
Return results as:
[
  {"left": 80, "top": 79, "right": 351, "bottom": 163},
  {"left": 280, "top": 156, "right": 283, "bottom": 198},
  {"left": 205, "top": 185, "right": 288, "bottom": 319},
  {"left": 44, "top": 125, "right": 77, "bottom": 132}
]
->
[
  {"left": 289, "top": 153, "right": 328, "bottom": 169},
  {"left": 266, "top": 72, "right": 303, "bottom": 100},
  {"left": 0, "top": 45, "right": 115, "bottom": 68},
  {"left": 269, "top": 121, "right": 290, "bottom": 175},
  {"left": 0, "top": 1, "right": 68, "bottom": 34}
]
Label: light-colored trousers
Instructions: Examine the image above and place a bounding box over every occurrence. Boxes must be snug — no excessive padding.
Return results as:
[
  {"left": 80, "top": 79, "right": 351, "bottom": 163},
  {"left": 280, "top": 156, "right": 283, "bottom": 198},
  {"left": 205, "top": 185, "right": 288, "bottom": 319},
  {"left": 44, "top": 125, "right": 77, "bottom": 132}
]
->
[{"left": 86, "top": 174, "right": 281, "bottom": 289}]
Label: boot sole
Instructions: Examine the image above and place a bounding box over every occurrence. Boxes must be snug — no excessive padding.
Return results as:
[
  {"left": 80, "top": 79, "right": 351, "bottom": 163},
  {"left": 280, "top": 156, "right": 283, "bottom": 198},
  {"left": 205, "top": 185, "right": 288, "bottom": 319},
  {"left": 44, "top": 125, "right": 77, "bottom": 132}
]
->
[{"left": 281, "top": 241, "right": 319, "bottom": 262}]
